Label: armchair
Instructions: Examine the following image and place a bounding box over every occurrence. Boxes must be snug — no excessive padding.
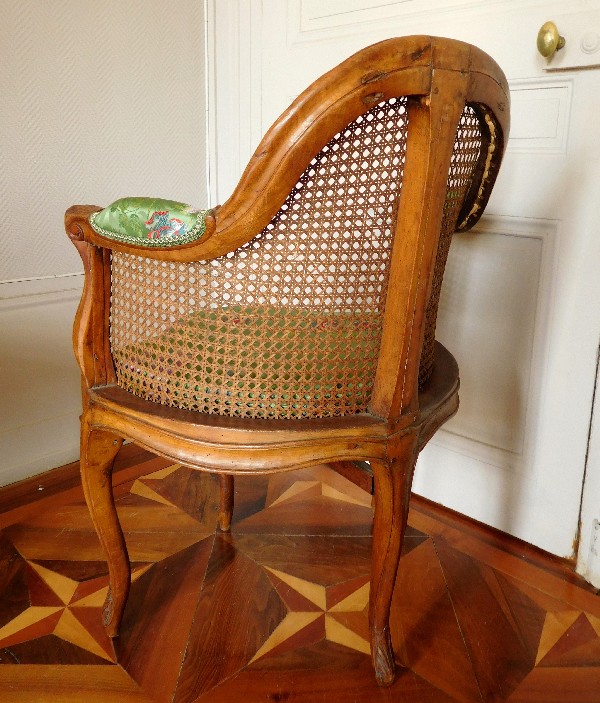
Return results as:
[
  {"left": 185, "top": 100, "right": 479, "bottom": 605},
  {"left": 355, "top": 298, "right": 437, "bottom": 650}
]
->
[{"left": 65, "top": 35, "right": 508, "bottom": 685}]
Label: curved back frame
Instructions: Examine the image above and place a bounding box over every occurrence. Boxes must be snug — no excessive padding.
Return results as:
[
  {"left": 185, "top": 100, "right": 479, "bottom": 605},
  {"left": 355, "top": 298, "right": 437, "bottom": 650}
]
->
[{"left": 66, "top": 36, "right": 509, "bottom": 426}]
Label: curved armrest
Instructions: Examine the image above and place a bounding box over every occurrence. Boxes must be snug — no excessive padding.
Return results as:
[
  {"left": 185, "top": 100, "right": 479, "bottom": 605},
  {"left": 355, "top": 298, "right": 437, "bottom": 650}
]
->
[{"left": 66, "top": 203, "right": 220, "bottom": 262}]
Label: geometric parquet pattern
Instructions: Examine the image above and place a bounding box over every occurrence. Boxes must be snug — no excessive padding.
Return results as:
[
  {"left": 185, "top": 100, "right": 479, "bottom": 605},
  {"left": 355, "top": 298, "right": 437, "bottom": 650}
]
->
[{"left": 1, "top": 450, "right": 599, "bottom": 702}]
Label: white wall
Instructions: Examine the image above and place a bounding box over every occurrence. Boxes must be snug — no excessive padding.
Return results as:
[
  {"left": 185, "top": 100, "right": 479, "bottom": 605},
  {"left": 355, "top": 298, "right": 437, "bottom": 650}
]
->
[{"left": 0, "top": 1, "right": 209, "bottom": 486}]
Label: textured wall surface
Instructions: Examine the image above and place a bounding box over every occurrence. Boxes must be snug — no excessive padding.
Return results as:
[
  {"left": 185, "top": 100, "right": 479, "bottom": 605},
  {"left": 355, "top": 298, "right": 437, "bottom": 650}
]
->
[
  {"left": 0, "top": 0, "right": 208, "bottom": 282},
  {"left": 0, "top": 1, "right": 208, "bottom": 485}
]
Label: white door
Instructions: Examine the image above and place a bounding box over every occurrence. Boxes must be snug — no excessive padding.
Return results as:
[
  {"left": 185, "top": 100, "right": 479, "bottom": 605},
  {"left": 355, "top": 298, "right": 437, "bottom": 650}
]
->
[{"left": 208, "top": 0, "right": 600, "bottom": 565}]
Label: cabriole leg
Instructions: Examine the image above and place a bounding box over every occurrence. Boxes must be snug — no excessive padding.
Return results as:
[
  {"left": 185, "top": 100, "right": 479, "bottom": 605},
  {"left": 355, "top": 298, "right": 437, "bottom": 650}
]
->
[
  {"left": 80, "top": 420, "right": 127, "bottom": 638},
  {"left": 369, "top": 435, "right": 418, "bottom": 686},
  {"left": 218, "top": 474, "right": 234, "bottom": 532}
]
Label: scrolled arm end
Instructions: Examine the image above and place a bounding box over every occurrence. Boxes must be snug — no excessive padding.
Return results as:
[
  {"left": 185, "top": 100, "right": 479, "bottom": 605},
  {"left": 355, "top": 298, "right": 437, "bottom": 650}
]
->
[{"left": 65, "top": 205, "right": 102, "bottom": 244}]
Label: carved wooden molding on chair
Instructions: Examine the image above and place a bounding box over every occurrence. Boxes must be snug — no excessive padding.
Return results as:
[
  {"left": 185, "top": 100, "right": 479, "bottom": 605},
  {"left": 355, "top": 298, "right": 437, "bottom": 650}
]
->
[{"left": 65, "top": 35, "right": 508, "bottom": 686}]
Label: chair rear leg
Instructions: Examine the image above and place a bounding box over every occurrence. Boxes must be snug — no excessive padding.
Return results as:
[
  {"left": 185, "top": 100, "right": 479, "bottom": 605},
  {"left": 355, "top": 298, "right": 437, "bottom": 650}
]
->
[
  {"left": 80, "top": 421, "right": 128, "bottom": 638},
  {"left": 369, "top": 434, "right": 418, "bottom": 686},
  {"left": 218, "top": 474, "right": 234, "bottom": 531}
]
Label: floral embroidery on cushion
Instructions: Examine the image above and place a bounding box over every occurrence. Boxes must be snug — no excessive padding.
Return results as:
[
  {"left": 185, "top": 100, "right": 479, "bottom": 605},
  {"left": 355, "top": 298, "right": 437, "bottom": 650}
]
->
[
  {"left": 145, "top": 211, "right": 187, "bottom": 240},
  {"left": 89, "top": 197, "right": 209, "bottom": 248}
]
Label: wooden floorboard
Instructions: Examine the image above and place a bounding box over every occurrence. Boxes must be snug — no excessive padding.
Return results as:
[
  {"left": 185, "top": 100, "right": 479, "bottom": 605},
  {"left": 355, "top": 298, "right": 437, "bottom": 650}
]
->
[{"left": 0, "top": 449, "right": 599, "bottom": 702}]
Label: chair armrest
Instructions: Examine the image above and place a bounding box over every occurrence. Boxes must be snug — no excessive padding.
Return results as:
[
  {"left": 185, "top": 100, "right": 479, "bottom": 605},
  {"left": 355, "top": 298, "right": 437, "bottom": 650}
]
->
[{"left": 66, "top": 202, "right": 221, "bottom": 263}]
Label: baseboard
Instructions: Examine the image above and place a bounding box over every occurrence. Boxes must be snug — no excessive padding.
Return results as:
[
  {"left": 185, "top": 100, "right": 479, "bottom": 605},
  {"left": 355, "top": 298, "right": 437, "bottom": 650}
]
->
[{"left": 0, "top": 444, "right": 160, "bottom": 529}]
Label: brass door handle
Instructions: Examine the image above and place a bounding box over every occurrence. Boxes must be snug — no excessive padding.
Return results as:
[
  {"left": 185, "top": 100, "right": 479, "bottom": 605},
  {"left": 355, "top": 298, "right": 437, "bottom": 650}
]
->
[{"left": 537, "top": 21, "right": 566, "bottom": 59}]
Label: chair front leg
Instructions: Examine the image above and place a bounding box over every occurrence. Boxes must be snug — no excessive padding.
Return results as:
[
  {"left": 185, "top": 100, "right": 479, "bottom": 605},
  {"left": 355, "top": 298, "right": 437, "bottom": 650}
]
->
[
  {"left": 217, "top": 474, "right": 234, "bottom": 531},
  {"left": 80, "top": 420, "right": 128, "bottom": 638},
  {"left": 369, "top": 434, "right": 418, "bottom": 686}
]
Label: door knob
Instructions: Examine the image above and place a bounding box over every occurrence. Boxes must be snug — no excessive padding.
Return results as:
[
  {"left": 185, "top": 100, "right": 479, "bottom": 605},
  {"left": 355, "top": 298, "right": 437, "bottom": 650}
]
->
[{"left": 537, "top": 21, "right": 566, "bottom": 59}]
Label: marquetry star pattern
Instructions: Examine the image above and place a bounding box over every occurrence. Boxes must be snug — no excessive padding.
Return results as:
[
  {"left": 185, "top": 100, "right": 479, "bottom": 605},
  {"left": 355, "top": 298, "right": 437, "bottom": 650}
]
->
[
  {"left": 1, "top": 458, "right": 600, "bottom": 702},
  {"left": 0, "top": 559, "right": 152, "bottom": 662},
  {"left": 239, "top": 472, "right": 375, "bottom": 662},
  {"left": 251, "top": 568, "right": 371, "bottom": 662},
  {"left": 535, "top": 610, "right": 600, "bottom": 666}
]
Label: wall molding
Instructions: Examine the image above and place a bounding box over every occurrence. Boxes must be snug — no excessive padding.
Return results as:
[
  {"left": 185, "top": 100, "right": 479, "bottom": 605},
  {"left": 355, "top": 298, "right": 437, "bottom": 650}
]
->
[
  {"left": 508, "top": 78, "right": 573, "bottom": 155},
  {"left": 298, "top": 0, "right": 480, "bottom": 33},
  {"left": 0, "top": 273, "right": 83, "bottom": 306},
  {"left": 433, "top": 214, "right": 558, "bottom": 472},
  {"left": 288, "top": 0, "right": 568, "bottom": 44},
  {"left": 208, "top": 0, "right": 262, "bottom": 203}
]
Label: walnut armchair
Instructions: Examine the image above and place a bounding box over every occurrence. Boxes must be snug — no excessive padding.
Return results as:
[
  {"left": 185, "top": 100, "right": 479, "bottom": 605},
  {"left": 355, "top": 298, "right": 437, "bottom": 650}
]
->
[{"left": 65, "top": 36, "right": 508, "bottom": 686}]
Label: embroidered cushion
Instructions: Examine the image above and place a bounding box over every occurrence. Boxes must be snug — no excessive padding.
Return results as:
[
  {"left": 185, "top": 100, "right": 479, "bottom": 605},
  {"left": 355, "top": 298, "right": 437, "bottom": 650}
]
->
[{"left": 89, "top": 197, "right": 208, "bottom": 247}]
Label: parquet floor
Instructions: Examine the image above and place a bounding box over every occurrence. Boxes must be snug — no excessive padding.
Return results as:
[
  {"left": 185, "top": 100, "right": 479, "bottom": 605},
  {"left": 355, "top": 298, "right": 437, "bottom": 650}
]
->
[{"left": 0, "top": 446, "right": 599, "bottom": 702}]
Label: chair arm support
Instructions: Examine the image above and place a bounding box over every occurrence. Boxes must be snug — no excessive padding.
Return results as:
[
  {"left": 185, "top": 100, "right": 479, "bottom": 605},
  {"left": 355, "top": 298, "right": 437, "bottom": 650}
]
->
[{"left": 66, "top": 206, "right": 115, "bottom": 393}]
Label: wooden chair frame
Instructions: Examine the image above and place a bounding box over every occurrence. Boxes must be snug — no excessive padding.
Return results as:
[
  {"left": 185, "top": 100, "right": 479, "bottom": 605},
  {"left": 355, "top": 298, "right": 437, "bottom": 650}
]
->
[{"left": 65, "top": 36, "right": 508, "bottom": 685}]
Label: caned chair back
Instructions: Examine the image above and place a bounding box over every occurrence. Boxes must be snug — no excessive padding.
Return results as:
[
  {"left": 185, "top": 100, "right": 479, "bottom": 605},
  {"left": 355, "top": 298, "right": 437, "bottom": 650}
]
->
[{"left": 76, "top": 37, "right": 509, "bottom": 423}]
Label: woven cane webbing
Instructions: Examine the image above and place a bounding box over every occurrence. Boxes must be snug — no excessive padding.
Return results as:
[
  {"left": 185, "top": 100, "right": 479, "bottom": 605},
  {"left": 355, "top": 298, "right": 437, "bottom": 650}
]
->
[
  {"left": 418, "top": 105, "right": 486, "bottom": 387},
  {"left": 110, "top": 97, "right": 409, "bottom": 419},
  {"left": 109, "top": 100, "right": 487, "bottom": 417}
]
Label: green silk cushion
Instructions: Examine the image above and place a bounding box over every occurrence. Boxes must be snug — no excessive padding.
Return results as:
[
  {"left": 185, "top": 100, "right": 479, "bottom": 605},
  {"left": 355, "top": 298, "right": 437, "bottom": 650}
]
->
[{"left": 89, "top": 197, "right": 208, "bottom": 247}]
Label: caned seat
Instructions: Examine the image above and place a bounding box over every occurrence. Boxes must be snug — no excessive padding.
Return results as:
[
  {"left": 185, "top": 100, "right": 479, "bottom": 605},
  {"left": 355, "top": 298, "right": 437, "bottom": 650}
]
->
[{"left": 66, "top": 35, "right": 508, "bottom": 685}]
